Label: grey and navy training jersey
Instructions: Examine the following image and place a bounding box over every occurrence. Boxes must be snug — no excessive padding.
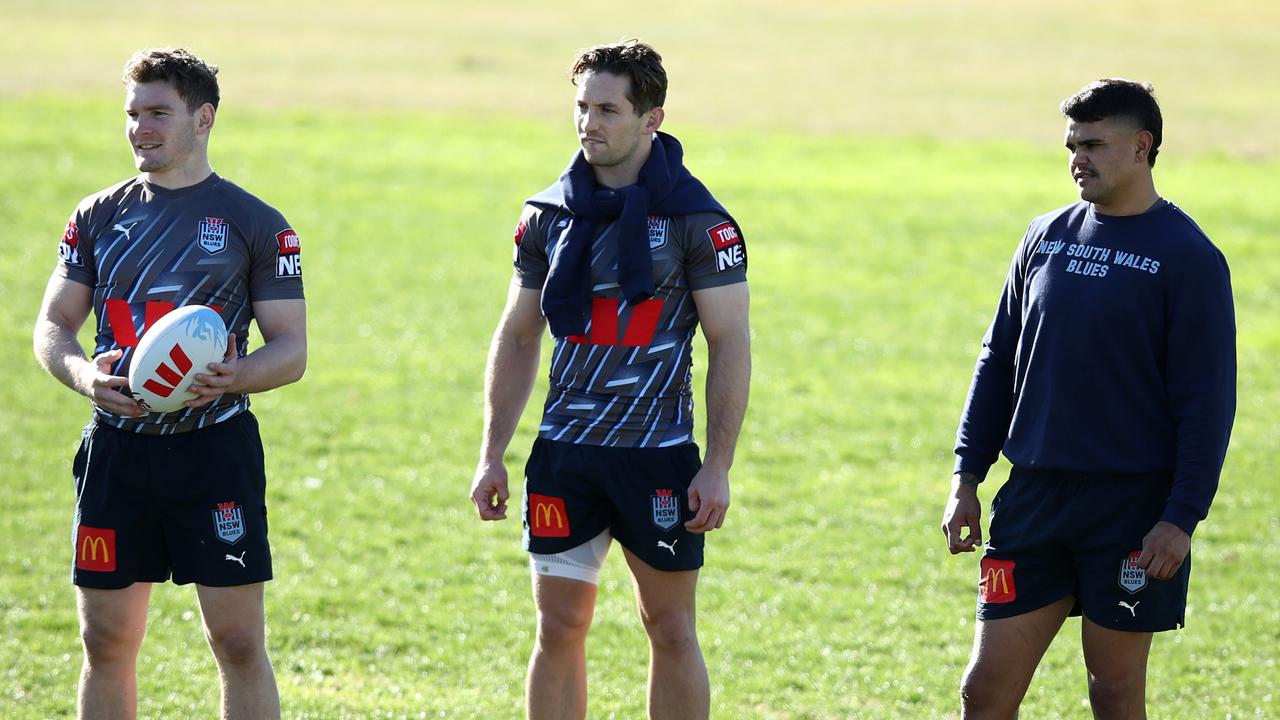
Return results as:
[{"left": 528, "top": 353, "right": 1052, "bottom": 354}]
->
[
  {"left": 514, "top": 205, "right": 747, "bottom": 448},
  {"left": 56, "top": 173, "right": 304, "bottom": 435}
]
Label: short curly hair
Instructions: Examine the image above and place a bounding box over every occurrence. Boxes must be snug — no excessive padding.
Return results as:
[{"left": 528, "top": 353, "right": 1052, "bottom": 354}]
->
[
  {"left": 122, "top": 48, "right": 220, "bottom": 112},
  {"left": 570, "top": 39, "right": 667, "bottom": 114}
]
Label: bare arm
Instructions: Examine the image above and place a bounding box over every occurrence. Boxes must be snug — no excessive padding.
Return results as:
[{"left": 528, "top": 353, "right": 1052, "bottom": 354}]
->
[
  {"left": 470, "top": 282, "right": 546, "bottom": 520},
  {"left": 186, "top": 298, "right": 307, "bottom": 407},
  {"left": 33, "top": 272, "right": 144, "bottom": 416},
  {"left": 685, "top": 282, "right": 751, "bottom": 532}
]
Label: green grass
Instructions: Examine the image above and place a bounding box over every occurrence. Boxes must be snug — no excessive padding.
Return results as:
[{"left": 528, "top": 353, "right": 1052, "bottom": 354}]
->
[{"left": 2, "top": 93, "right": 1277, "bottom": 718}]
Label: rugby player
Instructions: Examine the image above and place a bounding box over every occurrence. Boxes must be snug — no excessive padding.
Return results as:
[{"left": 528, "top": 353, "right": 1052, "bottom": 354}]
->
[
  {"left": 33, "top": 48, "right": 306, "bottom": 719},
  {"left": 469, "top": 40, "right": 751, "bottom": 720},
  {"left": 941, "top": 79, "right": 1235, "bottom": 719}
]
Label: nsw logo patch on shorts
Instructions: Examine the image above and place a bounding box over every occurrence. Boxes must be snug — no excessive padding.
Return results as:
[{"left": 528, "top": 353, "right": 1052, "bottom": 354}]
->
[
  {"left": 651, "top": 489, "right": 680, "bottom": 530},
  {"left": 213, "top": 501, "right": 246, "bottom": 545},
  {"left": 1118, "top": 551, "right": 1147, "bottom": 594}
]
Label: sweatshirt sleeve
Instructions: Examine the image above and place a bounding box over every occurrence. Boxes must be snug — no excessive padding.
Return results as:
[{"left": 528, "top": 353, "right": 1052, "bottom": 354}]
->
[
  {"left": 1160, "top": 246, "right": 1236, "bottom": 535},
  {"left": 953, "top": 231, "right": 1030, "bottom": 481}
]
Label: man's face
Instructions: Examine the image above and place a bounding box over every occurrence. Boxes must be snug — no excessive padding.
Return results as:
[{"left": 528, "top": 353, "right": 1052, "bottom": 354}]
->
[
  {"left": 124, "top": 81, "right": 207, "bottom": 175},
  {"left": 1064, "top": 117, "right": 1149, "bottom": 206},
  {"left": 574, "top": 70, "right": 658, "bottom": 168}
]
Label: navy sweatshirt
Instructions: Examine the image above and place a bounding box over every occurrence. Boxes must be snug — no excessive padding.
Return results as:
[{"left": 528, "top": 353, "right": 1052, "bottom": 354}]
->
[{"left": 954, "top": 200, "right": 1236, "bottom": 536}]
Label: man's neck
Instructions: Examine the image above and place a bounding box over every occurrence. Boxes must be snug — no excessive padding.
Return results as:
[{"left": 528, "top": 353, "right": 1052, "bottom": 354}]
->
[
  {"left": 1093, "top": 177, "right": 1160, "bottom": 217},
  {"left": 591, "top": 140, "right": 652, "bottom": 189},
  {"left": 144, "top": 159, "right": 214, "bottom": 190}
]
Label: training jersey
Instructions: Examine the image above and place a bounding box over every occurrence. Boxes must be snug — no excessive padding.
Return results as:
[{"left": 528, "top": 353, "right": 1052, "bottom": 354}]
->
[
  {"left": 56, "top": 173, "right": 305, "bottom": 435},
  {"left": 954, "top": 200, "right": 1235, "bottom": 535},
  {"left": 514, "top": 206, "right": 747, "bottom": 448}
]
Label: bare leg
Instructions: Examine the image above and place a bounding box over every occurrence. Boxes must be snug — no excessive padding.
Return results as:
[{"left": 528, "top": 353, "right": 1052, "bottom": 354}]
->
[
  {"left": 77, "top": 583, "right": 152, "bottom": 720},
  {"left": 621, "top": 546, "right": 708, "bottom": 720},
  {"left": 196, "top": 583, "right": 279, "bottom": 720},
  {"left": 1081, "top": 617, "right": 1152, "bottom": 720},
  {"left": 527, "top": 574, "right": 597, "bottom": 720},
  {"left": 960, "top": 596, "right": 1074, "bottom": 719}
]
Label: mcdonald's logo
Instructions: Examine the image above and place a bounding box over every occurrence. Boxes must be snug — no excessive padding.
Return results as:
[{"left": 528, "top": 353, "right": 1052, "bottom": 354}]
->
[
  {"left": 529, "top": 493, "right": 570, "bottom": 538},
  {"left": 979, "top": 557, "right": 1016, "bottom": 604},
  {"left": 76, "top": 526, "right": 117, "bottom": 572}
]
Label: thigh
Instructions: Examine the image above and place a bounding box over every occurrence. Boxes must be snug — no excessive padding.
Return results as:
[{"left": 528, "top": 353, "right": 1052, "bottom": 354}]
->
[
  {"left": 77, "top": 583, "right": 153, "bottom": 651},
  {"left": 605, "top": 444, "right": 704, "bottom": 573},
  {"left": 531, "top": 571, "right": 599, "bottom": 633},
  {"left": 621, "top": 545, "right": 699, "bottom": 622},
  {"left": 966, "top": 596, "right": 1074, "bottom": 697},
  {"left": 72, "top": 421, "right": 170, "bottom": 589},
  {"left": 1081, "top": 617, "right": 1152, "bottom": 684},
  {"left": 196, "top": 582, "right": 267, "bottom": 641},
  {"left": 153, "top": 413, "right": 273, "bottom": 586},
  {"left": 522, "top": 439, "right": 611, "bottom": 555}
]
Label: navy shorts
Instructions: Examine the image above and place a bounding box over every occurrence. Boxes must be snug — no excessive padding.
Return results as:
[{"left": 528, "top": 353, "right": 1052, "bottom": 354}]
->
[
  {"left": 70, "top": 411, "right": 272, "bottom": 589},
  {"left": 521, "top": 438, "right": 705, "bottom": 572},
  {"left": 977, "top": 467, "right": 1189, "bottom": 632}
]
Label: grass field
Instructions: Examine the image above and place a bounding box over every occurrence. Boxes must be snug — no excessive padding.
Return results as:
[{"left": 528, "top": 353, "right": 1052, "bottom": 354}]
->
[{"left": 2, "top": 2, "right": 1278, "bottom": 718}]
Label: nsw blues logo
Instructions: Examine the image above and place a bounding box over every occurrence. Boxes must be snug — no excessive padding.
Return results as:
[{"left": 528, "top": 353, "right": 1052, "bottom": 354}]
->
[
  {"left": 651, "top": 489, "right": 680, "bottom": 531},
  {"left": 647, "top": 215, "right": 669, "bottom": 251},
  {"left": 198, "top": 216, "right": 228, "bottom": 255},
  {"left": 212, "top": 501, "right": 245, "bottom": 545},
  {"left": 1118, "top": 551, "right": 1147, "bottom": 594}
]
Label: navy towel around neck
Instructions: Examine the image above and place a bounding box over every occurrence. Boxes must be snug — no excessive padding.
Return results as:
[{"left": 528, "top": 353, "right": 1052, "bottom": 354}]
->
[{"left": 528, "top": 131, "right": 731, "bottom": 338}]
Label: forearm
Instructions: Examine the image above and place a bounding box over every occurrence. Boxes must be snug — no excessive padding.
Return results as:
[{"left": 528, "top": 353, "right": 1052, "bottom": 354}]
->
[
  {"left": 33, "top": 318, "right": 91, "bottom": 396},
  {"left": 230, "top": 331, "right": 306, "bottom": 394},
  {"left": 480, "top": 327, "right": 541, "bottom": 463},
  {"left": 703, "top": 329, "right": 750, "bottom": 471}
]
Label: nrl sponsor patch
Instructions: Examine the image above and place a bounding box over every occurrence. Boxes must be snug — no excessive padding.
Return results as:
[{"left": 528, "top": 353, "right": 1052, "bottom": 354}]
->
[
  {"left": 647, "top": 215, "right": 669, "bottom": 251},
  {"left": 213, "top": 501, "right": 246, "bottom": 545},
  {"left": 651, "top": 488, "right": 680, "bottom": 531},
  {"left": 198, "top": 216, "right": 228, "bottom": 255},
  {"left": 1118, "top": 551, "right": 1147, "bottom": 594}
]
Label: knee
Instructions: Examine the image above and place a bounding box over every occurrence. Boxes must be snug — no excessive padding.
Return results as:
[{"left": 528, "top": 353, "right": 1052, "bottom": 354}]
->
[
  {"left": 639, "top": 606, "right": 697, "bottom": 653},
  {"left": 205, "top": 624, "right": 266, "bottom": 668},
  {"left": 959, "top": 662, "right": 1011, "bottom": 716},
  {"left": 535, "top": 604, "right": 593, "bottom": 648},
  {"left": 1088, "top": 673, "right": 1144, "bottom": 717},
  {"left": 80, "top": 619, "right": 144, "bottom": 666}
]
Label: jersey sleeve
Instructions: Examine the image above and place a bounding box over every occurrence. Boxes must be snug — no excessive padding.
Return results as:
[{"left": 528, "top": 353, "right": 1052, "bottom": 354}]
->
[
  {"left": 684, "top": 212, "right": 747, "bottom": 290},
  {"left": 513, "top": 204, "right": 550, "bottom": 289},
  {"left": 55, "top": 204, "right": 97, "bottom": 287},
  {"left": 952, "top": 224, "right": 1035, "bottom": 481},
  {"left": 247, "top": 207, "right": 305, "bottom": 302}
]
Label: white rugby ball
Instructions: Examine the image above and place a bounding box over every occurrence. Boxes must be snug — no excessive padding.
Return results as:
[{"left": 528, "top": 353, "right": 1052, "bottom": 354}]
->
[{"left": 128, "top": 305, "right": 228, "bottom": 414}]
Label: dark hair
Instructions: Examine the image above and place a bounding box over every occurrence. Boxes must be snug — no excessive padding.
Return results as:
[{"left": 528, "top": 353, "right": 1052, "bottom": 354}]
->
[
  {"left": 569, "top": 39, "right": 667, "bottom": 114},
  {"left": 1060, "top": 79, "right": 1162, "bottom": 166},
  {"left": 122, "top": 48, "right": 220, "bottom": 111}
]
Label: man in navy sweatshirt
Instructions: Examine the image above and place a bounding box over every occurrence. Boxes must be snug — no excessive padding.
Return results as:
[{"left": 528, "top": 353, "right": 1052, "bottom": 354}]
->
[{"left": 941, "top": 79, "right": 1235, "bottom": 719}]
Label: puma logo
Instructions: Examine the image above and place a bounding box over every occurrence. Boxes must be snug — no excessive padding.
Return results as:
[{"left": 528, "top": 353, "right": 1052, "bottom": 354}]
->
[
  {"left": 113, "top": 220, "right": 142, "bottom": 241},
  {"left": 1118, "top": 600, "right": 1140, "bottom": 617},
  {"left": 225, "top": 552, "right": 246, "bottom": 568},
  {"left": 657, "top": 540, "right": 678, "bottom": 556}
]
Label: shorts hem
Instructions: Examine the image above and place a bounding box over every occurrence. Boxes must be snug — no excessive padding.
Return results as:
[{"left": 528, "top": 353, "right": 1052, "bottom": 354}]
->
[
  {"left": 1080, "top": 608, "right": 1185, "bottom": 633},
  {"left": 976, "top": 592, "right": 1074, "bottom": 621}
]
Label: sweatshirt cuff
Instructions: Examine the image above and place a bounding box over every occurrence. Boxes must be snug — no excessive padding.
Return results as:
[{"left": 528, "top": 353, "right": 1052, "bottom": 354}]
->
[
  {"left": 953, "top": 455, "right": 993, "bottom": 483},
  {"left": 1160, "top": 501, "right": 1205, "bottom": 537}
]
